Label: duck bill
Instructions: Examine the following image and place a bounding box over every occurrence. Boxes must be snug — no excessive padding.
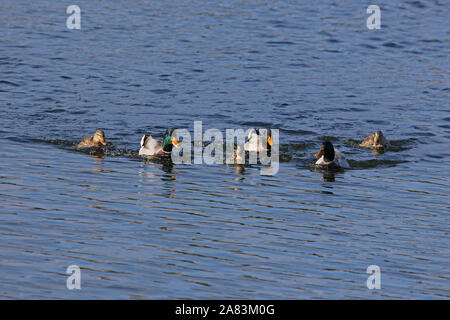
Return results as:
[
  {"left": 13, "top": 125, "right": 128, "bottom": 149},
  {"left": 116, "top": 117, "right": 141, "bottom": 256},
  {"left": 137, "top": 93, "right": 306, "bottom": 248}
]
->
[
  {"left": 267, "top": 136, "right": 273, "bottom": 147},
  {"left": 100, "top": 140, "right": 107, "bottom": 146},
  {"left": 315, "top": 149, "right": 324, "bottom": 158},
  {"left": 171, "top": 137, "right": 180, "bottom": 148}
]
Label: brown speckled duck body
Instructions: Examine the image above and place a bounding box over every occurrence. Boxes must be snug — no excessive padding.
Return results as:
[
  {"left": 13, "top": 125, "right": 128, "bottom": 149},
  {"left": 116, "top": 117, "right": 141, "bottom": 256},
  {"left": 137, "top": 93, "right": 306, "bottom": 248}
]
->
[
  {"left": 360, "top": 130, "right": 390, "bottom": 149},
  {"left": 76, "top": 130, "right": 107, "bottom": 148}
]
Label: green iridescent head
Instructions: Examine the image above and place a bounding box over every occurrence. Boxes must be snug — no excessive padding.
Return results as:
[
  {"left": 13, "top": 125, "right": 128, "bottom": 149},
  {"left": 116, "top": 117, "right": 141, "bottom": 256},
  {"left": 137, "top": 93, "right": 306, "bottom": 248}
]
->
[{"left": 162, "top": 128, "right": 179, "bottom": 152}]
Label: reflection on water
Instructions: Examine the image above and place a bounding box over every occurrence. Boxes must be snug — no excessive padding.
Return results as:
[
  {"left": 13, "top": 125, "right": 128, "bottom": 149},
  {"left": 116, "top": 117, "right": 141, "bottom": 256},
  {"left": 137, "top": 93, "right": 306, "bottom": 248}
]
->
[
  {"left": 322, "top": 171, "right": 336, "bottom": 182},
  {"left": 161, "top": 162, "right": 175, "bottom": 175},
  {"left": 92, "top": 156, "right": 105, "bottom": 172},
  {"left": 234, "top": 165, "right": 245, "bottom": 176},
  {"left": 370, "top": 147, "right": 387, "bottom": 156},
  {"left": 0, "top": 0, "right": 449, "bottom": 299}
]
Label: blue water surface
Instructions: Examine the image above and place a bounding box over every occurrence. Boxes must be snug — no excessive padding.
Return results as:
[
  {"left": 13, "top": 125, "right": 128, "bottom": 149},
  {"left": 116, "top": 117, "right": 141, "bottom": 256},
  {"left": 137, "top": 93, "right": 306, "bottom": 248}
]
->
[{"left": 0, "top": 0, "right": 449, "bottom": 299}]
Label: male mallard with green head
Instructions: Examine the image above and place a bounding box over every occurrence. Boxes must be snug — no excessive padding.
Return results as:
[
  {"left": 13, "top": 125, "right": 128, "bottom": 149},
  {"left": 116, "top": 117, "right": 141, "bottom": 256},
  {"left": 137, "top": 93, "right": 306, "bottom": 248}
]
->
[
  {"left": 139, "top": 128, "right": 180, "bottom": 157},
  {"left": 315, "top": 141, "right": 349, "bottom": 169},
  {"left": 233, "top": 128, "right": 273, "bottom": 163},
  {"left": 360, "top": 130, "right": 390, "bottom": 149},
  {"left": 244, "top": 128, "right": 273, "bottom": 152},
  {"left": 76, "top": 130, "right": 108, "bottom": 148}
]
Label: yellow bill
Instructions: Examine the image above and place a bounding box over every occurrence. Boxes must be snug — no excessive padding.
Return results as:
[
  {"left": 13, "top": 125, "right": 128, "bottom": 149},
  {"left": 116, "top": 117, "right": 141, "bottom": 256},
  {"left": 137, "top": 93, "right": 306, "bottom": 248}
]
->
[
  {"left": 172, "top": 136, "right": 180, "bottom": 148},
  {"left": 267, "top": 136, "right": 273, "bottom": 146},
  {"left": 315, "top": 147, "right": 324, "bottom": 158}
]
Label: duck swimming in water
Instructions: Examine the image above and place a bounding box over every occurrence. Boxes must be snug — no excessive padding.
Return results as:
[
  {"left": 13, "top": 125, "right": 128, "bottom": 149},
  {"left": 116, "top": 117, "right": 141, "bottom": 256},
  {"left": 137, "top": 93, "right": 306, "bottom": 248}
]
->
[
  {"left": 360, "top": 130, "right": 390, "bottom": 149},
  {"left": 76, "top": 130, "right": 108, "bottom": 148},
  {"left": 315, "top": 141, "right": 349, "bottom": 169},
  {"left": 244, "top": 128, "right": 273, "bottom": 152},
  {"left": 232, "top": 145, "right": 245, "bottom": 164},
  {"left": 232, "top": 129, "right": 273, "bottom": 163},
  {"left": 139, "top": 128, "right": 180, "bottom": 157}
]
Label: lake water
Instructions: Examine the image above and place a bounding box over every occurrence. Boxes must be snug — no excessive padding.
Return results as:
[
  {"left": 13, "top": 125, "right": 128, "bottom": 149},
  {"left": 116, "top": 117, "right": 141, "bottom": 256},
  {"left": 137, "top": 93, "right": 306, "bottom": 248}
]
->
[{"left": 0, "top": 0, "right": 449, "bottom": 299}]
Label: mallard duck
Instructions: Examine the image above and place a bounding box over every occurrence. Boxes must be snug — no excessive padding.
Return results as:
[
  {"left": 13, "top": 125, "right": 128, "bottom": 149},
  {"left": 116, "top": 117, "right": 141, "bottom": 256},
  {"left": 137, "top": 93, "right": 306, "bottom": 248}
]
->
[
  {"left": 76, "top": 130, "right": 107, "bottom": 148},
  {"left": 232, "top": 129, "right": 273, "bottom": 163},
  {"left": 139, "top": 128, "right": 180, "bottom": 157},
  {"left": 315, "top": 141, "right": 349, "bottom": 169},
  {"left": 360, "top": 130, "right": 390, "bottom": 149},
  {"left": 232, "top": 145, "right": 245, "bottom": 164},
  {"left": 244, "top": 128, "right": 273, "bottom": 152}
]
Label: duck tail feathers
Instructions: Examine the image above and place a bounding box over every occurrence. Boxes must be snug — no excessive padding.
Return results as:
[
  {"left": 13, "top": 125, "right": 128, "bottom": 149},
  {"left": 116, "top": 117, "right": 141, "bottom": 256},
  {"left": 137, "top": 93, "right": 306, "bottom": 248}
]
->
[{"left": 140, "top": 134, "right": 148, "bottom": 147}]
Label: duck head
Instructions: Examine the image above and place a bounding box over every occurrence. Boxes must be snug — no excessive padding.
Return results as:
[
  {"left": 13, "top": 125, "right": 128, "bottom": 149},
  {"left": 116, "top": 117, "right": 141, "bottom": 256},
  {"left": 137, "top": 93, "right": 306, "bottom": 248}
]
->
[
  {"left": 315, "top": 141, "right": 335, "bottom": 162},
  {"left": 162, "top": 128, "right": 180, "bottom": 152},
  {"left": 93, "top": 130, "right": 107, "bottom": 146},
  {"left": 266, "top": 128, "right": 273, "bottom": 149},
  {"left": 248, "top": 128, "right": 273, "bottom": 149},
  {"left": 374, "top": 130, "right": 385, "bottom": 146}
]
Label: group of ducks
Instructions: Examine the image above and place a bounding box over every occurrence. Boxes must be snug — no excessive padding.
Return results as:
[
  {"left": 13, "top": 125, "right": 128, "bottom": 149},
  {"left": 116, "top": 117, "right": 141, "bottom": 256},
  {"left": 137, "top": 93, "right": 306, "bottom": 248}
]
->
[
  {"left": 314, "top": 130, "right": 390, "bottom": 169},
  {"left": 75, "top": 129, "right": 390, "bottom": 170}
]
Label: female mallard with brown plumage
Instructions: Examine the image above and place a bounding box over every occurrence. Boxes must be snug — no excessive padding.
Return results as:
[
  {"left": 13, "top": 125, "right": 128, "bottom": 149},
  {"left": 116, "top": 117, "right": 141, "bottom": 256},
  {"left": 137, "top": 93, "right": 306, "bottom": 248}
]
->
[
  {"left": 76, "top": 130, "right": 108, "bottom": 148},
  {"left": 360, "top": 130, "right": 390, "bottom": 149}
]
